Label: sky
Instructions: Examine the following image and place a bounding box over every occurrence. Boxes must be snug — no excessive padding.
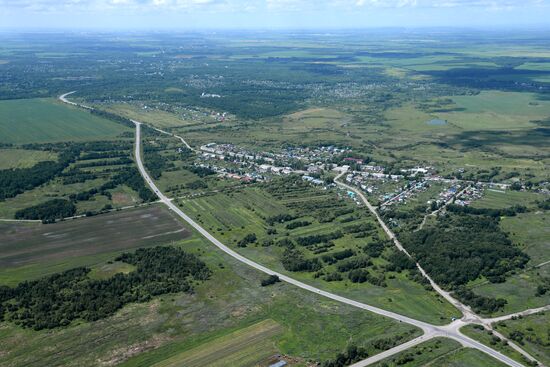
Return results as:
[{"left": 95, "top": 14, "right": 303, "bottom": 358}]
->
[{"left": 1, "top": 0, "right": 549, "bottom": 30}]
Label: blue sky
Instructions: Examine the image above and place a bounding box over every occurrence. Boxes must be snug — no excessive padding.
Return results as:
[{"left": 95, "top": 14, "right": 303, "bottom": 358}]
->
[{"left": 1, "top": 0, "right": 549, "bottom": 29}]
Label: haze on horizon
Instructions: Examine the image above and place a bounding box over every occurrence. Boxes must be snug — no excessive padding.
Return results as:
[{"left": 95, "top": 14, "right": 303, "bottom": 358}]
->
[{"left": 1, "top": 0, "right": 550, "bottom": 30}]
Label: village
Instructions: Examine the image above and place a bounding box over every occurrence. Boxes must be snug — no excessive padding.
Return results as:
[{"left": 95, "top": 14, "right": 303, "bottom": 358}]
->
[{"left": 190, "top": 142, "right": 508, "bottom": 215}]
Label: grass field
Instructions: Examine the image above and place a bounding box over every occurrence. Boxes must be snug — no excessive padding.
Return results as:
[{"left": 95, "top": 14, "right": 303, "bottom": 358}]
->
[
  {"left": 176, "top": 185, "right": 458, "bottom": 325},
  {"left": 101, "top": 103, "right": 195, "bottom": 129},
  {"left": 460, "top": 325, "right": 528, "bottom": 366},
  {"left": 0, "top": 98, "right": 130, "bottom": 144},
  {"left": 501, "top": 211, "right": 550, "bottom": 266},
  {"left": 468, "top": 268, "right": 550, "bottom": 317},
  {"left": 151, "top": 319, "right": 283, "bottom": 367},
  {"left": 0, "top": 231, "right": 420, "bottom": 367},
  {"left": 372, "top": 338, "right": 507, "bottom": 367},
  {"left": 470, "top": 189, "right": 542, "bottom": 210},
  {"left": 0, "top": 149, "right": 57, "bottom": 169},
  {"left": 0, "top": 204, "right": 188, "bottom": 286},
  {"left": 492, "top": 312, "right": 550, "bottom": 366}
]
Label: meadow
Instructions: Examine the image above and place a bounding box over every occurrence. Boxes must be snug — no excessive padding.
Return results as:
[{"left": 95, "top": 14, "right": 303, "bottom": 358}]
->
[
  {"left": 0, "top": 233, "right": 419, "bottom": 367},
  {"left": 0, "top": 98, "right": 130, "bottom": 144},
  {"left": 371, "top": 338, "right": 507, "bottom": 367},
  {"left": 176, "top": 183, "right": 459, "bottom": 324},
  {"left": 0, "top": 149, "right": 57, "bottom": 169},
  {"left": 492, "top": 312, "right": 550, "bottom": 366}
]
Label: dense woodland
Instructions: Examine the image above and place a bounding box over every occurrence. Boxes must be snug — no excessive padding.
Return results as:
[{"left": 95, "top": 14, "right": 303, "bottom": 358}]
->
[
  {"left": 401, "top": 213, "right": 529, "bottom": 287},
  {"left": 0, "top": 246, "right": 210, "bottom": 330}
]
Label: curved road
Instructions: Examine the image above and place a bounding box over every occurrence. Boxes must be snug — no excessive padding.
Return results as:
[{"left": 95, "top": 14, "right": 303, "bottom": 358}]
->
[
  {"left": 134, "top": 122, "right": 528, "bottom": 367},
  {"left": 60, "top": 92, "right": 540, "bottom": 367}
]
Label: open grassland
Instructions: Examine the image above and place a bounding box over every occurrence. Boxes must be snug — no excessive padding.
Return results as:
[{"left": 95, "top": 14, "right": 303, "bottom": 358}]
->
[
  {"left": 176, "top": 185, "right": 458, "bottom": 325},
  {"left": 492, "top": 312, "right": 550, "bottom": 366},
  {"left": 100, "top": 103, "right": 195, "bottom": 129},
  {"left": 0, "top": 232, "right": 419, "bottom": 367},
  {"left": 0, "top": 99, "right": 130, "bottom": 144},
  {"left": 151, "top": 319, "right": 282, "bottom": 367},
  {"left": 470, "top": 190, "right": 542, "bottom": 210},
  {"left": 468, "top": 268, "right": 550, "bottom": 317},
  {"left": 501, "top": 211, "right": 550, "bottom": 266},
  {"left": 0, "top": 149, "right": 57, "bottom": 169},
  {"left": 461, "top": 325, "right": 529, "bottom": 366},
  {"left": 466, "top": 207, "right": 550, "bottom": 315},
  {"left": 372, "top": 338, "right": 507, "bottom": 367},
  {"left": 0, "top": 204, "right": 188, "bottom": 286}
]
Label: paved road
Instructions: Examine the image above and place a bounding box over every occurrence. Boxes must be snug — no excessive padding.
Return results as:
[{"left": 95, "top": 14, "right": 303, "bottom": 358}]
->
[
  {"left": 60, "top": 92, "right": 538, "bottom": 367},
  {"left": 135, "top": 123, "right": 529, "bottom": 367},
  {"left": 334, "top": 171, "right": 478, "bottom": 320}
]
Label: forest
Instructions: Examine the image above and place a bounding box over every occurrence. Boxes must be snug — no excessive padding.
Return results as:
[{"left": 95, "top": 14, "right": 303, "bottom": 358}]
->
[
  {"left": 0, "top": 246, "right": 210, "bottom": 330},
  {"left": 401, "top": 213, "right": 529, "bottom": 287}
]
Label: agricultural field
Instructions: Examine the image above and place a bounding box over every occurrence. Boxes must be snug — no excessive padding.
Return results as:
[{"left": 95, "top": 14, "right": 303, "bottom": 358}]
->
[
  {"left": 0, "top": 228, "right": 420, "bottom": 367},
  {"left": 176, "top": 180, "right": 458, "bottom": 324},
  {"left": 0, "top": 205, "right": 187, "bottom": 286},
  {"left": 1, "top": 29, "right": 550, "bottom": 367},
  {"left": 0, "top": 149, "right": 57, "bottom": 169},
  {"left": 0, "top": 98, "right": 130, "bottom": 144}
]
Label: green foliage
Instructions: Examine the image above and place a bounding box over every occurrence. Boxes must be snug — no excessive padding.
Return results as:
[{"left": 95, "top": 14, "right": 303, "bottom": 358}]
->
[
  {"left": 296, "top": 231, "right": 343, "bottom": 247},
  {"left": 237, "top": 233, "right": 257, "bottom": 247},
  {"left": 401, "top": 214, "right": 529, "bottom": 286},
  {"left": 185, "top": 165, "right": 216, "bottom": 178},
  {"left": 266, "top": 213, "right": 296, "bottom": 226},
  {"left": 447, "top": 203, "right": 527, "bottom": 218},
  {"left": 0, "top": 246, "right": 210, "bottom": 330},
  {"left": 336, "top": 256, "right": 372, "bottom": 272},
  {"left": 386, "top": 252, "right": 416, "bottom": 272},
  {"left": 285, "top": 220, "right": 311, "bottom": 230},
  {"left": 260, "top": 274, "right": 280, "bottom": 286},
  {"left": 14, "top": 199, "right": 76, "bottom": 222},
  {"left": 281, "top": 248, "right": 322, "bottom": 272},
  {"left": 455, "top": 287, "right": 507, "bottom": 313},
  {"left": 321, "top": 249, "right": 355, "bottom": 265}
]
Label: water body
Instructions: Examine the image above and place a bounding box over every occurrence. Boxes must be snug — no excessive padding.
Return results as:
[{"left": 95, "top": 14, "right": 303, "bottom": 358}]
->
[{"left": 426, "top": 118, "right": 447, "bottom": 126}]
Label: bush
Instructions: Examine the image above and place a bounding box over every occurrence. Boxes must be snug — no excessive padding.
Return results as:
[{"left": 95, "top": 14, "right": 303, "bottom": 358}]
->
[{"left": 261, "top": 275, "right": 280, "bottom": 286}]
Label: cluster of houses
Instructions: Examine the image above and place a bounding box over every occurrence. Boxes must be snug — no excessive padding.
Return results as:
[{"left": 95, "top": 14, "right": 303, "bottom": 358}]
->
[
  {"left": 196, "top": 143, "right": 347, "bottom": 183},
  {"left": 191, "top": 143, "right": 524, "bottom": 212}
]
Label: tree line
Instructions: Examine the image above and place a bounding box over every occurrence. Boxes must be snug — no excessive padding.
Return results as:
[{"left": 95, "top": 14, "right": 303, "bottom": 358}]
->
[{"left": 0, "top": 246, "right": 210, "bottom": 330}]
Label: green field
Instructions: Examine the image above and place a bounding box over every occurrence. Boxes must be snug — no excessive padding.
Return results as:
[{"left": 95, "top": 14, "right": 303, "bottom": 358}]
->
[
  {"left": 501, "top": 211, "right": 550, "bottom": 266},
  {"left": 471, "top": 189, "right": 542, "bottom": 210},
  {"left": 0, "top": 231, "right": 420, "bottom": 367},
  {"left": 0, "top": 98, "right": 130, "bottom": 144},
  {"left": 372, "top": 338, "right": 507, "bottom": 367},
  {"left": 492, "top": 312, "right": 550, "bottom": 366},
  {"left": 0, "top": 204, "right": 188, "bottom": 286},
  {"left": 0, "top": 149, "right": 57, "bottom": 169},
  {"left": 175, "top": 184, "right": 458, "bottom": 325},
  {"left": 460, "top": 325, "right": 528, "bottom": 366},
  {"left": 151, "top": 319, "right": 283, "bottom": 367}
]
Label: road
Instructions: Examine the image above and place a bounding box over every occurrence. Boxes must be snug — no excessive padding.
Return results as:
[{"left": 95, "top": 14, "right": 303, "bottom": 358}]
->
[
  {"left": 60, "top": 92, "right": 542, "bottom": 367},
  {"left": 415, "top": 185, "right": 470, "bottom": 232},
  {"left": 135, "top": 123, "right": 529, "bottom": 367},
  {"left": 334, "top": 171, "right": 478, "bottom": 320}
]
